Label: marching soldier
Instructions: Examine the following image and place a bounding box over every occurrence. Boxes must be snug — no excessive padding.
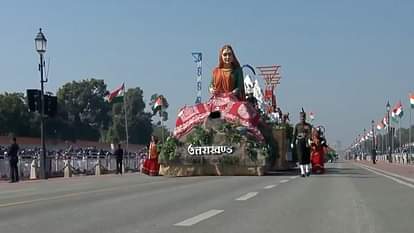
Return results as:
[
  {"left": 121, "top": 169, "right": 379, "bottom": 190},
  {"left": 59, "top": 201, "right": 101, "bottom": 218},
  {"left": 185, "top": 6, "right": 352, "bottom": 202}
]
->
[
  {"left": 8, "top": 137, "right": 20, "bottom": 183},
  {"left": 292, "top": 110, "right": 312, "bottom": 177}
]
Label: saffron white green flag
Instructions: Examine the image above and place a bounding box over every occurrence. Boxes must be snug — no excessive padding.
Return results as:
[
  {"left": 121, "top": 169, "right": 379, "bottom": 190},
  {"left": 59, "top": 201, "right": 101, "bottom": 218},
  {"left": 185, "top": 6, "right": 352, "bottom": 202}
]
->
[
  {"left": 105, "top": 83, "right": 124, "bottom": 103},
  {"left": 309, "top": 112, "right": 315, "bottom": 121}
]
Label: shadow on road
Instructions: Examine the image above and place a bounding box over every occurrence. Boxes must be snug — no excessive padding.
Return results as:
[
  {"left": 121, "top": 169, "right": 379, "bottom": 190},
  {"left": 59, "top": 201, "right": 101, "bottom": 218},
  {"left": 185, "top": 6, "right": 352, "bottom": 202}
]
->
[
  {"left": 264, "top": 161, "right": 375, "bottom": 178},
  {"left": 265, "top": 169, "right": 300, "bottom": 176}
]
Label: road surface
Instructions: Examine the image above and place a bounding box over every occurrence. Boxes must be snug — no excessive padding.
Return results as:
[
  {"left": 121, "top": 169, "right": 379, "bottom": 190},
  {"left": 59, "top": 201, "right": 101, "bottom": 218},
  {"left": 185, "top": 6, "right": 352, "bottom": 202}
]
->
[{"left": 0, "top": 161, "right": 413, "bottom": 233}]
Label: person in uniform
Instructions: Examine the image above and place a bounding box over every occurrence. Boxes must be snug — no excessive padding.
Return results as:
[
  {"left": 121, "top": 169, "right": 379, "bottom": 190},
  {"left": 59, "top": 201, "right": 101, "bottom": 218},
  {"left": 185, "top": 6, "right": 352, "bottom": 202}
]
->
[
  {"left": 114, "top": 144, "right": 123, "bottom": 175},
  {"left": 8, "top": 137, "right": 20, "bottom": 183},
  {"left": 292, "top": 110, "right": 312, "bottom": 177}
]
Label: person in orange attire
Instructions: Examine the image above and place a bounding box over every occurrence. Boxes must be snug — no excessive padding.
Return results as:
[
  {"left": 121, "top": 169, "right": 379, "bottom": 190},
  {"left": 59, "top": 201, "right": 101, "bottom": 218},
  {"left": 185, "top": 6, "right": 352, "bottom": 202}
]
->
[
  {"left": 310, "top": 126, "right": 328, "bottom": 174},
  {"left": 142, "top": 136, "right": 160, "bottom": 176}
]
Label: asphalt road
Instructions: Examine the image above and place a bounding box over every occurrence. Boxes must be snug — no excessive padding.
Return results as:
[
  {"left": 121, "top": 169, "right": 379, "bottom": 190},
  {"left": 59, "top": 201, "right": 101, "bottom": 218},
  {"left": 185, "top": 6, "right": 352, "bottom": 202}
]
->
[{"left": 0, "top": 161, "right": 413, "bottom": 233}]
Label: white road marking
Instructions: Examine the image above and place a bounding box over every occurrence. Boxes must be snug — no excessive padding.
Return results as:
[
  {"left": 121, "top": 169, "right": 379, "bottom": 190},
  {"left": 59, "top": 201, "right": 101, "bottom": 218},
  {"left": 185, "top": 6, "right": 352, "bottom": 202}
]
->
[
  {"left": 264, "top": 185, "right": 277, "bottom": 189},
  {"left": 280, "top": 179, "right": 289, "bottom": 183},
  {"left": 0, "top": 189, "right": 35, "bottom": 195},
  {"left": 235, "top": 192, "right": 258, "bottom": 201},
  {"left": 357, "top": 164, "right": 414, "bottom": 189},
  {"left": 174, "top": 209, "right": 224, "bottom": 226},
  {"left": 289, "top": 176, "right": 298, "bottom": 179},
  {"left": 358, "top": 163, "right": 414, "bottom": 183}
]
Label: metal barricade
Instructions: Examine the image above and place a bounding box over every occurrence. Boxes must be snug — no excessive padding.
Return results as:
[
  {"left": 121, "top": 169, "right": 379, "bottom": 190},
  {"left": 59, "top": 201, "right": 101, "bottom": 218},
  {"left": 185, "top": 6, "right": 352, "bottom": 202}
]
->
[{"left": 0, "top": 152, "right": 141, "bottom": 180}]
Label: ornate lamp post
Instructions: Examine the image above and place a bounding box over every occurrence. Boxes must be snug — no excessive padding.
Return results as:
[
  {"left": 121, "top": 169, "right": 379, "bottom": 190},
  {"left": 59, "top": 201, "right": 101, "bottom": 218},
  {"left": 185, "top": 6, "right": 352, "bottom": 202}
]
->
[
  {"left": 35, "top": 28, "right": 47, "bottom": 179},
  {"left": 386, "top": 101, "right": 392, "bottom": 163}
]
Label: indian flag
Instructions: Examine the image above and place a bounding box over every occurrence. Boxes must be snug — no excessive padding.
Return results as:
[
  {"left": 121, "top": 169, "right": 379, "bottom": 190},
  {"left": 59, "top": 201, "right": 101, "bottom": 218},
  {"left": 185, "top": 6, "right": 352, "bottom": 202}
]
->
[
  {"left": 377, "top": 121, "right": 384, "bottom": 130},
  {"left": 152, "top": 96, "right": 164, "bottom": 112},
  {"left": 382, "top": 116, "right": 388, "bottom": 126},
  {"left": 410, "top": 93, "right": 414, "bottom": 108},
  {"left": 105, "top": 83, "right": 124, "bottom": 103},
  {"left": 392, "top": 101, "right": 403, "bottom": 118},
  {"left": 309, "top": 112, "right": 315, "bottom": 121}
]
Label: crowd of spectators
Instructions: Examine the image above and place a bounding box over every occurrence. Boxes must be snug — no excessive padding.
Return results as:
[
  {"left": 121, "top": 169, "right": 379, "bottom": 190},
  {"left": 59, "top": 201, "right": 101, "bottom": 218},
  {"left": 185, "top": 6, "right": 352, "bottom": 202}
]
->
[{"left": 0, "top": 145, "right": 147, "bottom": 160}]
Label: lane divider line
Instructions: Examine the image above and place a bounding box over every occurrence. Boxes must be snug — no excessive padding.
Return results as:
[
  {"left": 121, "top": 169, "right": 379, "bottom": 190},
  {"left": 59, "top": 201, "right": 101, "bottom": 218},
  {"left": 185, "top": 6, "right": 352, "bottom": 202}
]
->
[
  {"left": 280, "top": 179, "right": 289, "bottom": 183},
  {"left": 264, "top": 185, "right": 277, "bottom": 189},
  {"left": 174, "top": 209, "right": 224, "bottom": 226},
  {"left": 289, "top": 176, "right": 298, "bottom": 179},
  {"left": 235, "top": 192, "right": 258, "bottom": 201},
  {"left": 356, "top": 164, "right": 414, "bottom": 189},
  {"left": 0, "top": 188, "right": 35, "bottom": 195},
  {"left": 357, "top": 163, "right": 414, "bottom": 184}
]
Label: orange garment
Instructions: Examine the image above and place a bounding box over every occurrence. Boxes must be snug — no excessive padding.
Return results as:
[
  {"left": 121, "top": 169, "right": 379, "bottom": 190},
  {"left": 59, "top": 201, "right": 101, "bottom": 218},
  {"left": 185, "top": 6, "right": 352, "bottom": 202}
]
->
[
  {"left": 149, "top": 142, "right": 158, "bottom": 159},
  {"left": 212, "top": 68, "right": 235, "bottom": 93}
]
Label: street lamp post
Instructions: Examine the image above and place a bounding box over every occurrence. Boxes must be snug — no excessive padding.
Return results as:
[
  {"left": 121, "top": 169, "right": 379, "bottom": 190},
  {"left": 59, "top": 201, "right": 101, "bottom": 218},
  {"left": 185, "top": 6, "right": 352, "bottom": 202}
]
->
[
  {"left": 371, "top": 120, "right": 376, "bottom": 164},
  {"left": 35, "top": 28, "right": 47, "bottom": 179},
  {"left": 363, "top": 128, "right": 366, "bottom": 159},
  {"left": 386, "top": 101, "right": 392, "bottom": 163}
]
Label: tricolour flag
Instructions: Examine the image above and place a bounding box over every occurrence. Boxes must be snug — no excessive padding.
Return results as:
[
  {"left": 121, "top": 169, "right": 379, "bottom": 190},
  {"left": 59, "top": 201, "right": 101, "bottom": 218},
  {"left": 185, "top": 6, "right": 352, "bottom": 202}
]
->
[
  {"left": 105, "top": 83, "right": 124, "bottom": 103},
  {"left": 391, "top": 101, "right": 404, "bottom": 122},
  {"left": 410, "top": 93, "right": 414, "bottom": 109},
  {"left": 382, "top": 116, "right": 388, "bottom": 126},
  {"left": 376, "top": 121, "right": 384, "bottom": 130},
  {"left": 152, "top": 95, "right": 167, "bottom": 114},
  {"left": 309, "top": 112, "right": 315, "bottom": 121}
]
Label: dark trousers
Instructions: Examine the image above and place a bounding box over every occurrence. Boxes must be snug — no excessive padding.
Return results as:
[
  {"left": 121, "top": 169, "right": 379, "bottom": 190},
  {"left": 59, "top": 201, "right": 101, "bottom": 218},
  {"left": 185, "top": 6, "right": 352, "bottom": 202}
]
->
[
  {"left": 9, "top": 159, "right": 19, "bottom": 182},
  {"left": 116, "top": 159, "right": 123, "bottom": 174}
]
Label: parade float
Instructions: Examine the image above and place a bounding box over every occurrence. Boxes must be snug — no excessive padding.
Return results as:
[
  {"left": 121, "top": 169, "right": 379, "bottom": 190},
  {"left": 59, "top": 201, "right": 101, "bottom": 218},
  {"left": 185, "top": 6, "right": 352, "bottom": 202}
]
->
[{"left": 158, "top": 45, "right": 292, "bottom": 176}]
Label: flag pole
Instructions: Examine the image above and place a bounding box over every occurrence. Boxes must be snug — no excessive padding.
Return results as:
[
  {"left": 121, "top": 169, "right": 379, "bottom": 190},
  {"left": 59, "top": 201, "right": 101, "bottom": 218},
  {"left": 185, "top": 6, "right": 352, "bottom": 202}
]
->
[
  {"left": 123, "top": 83, "right": 129, "bottom": 155},
  {"left": 408, "top": 107, "right": 413, "bottom": 160},
  {"left": 391, "top": 117, "right": 394, "bottom": 160},
  {"left": 399, "top": 116, "right": 401, "bottom": 153},
  {"left": 161, "top": 106, "right": 164, "bottom": 145}
]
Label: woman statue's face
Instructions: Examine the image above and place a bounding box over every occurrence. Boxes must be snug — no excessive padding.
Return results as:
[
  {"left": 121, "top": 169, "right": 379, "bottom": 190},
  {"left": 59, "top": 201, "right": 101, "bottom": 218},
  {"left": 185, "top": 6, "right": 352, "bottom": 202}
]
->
[{"left": 221, "top": 48, "right": 233, "bottom": 65}]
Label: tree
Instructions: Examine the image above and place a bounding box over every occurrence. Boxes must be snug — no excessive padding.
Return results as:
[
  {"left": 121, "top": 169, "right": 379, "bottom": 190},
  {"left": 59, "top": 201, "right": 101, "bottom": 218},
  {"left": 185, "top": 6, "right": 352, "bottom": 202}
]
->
[
  {"left": 149, "top": 94, "right": 169, "bottom": 143},
  {"left": 107, "top": 87, "right": 153, "bottom": 145},
  {"left": 0, "top": 92, "right": 34, "bottom": 136},
  {"left": 152, "top": 125, "right": 171, "bottom": 142},
  {"left": 57, "top": 79, "right": 111, "bottom": 140}
]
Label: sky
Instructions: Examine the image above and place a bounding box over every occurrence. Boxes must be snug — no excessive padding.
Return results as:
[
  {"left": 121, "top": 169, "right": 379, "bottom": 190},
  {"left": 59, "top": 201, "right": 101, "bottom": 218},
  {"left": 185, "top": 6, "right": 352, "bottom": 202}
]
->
[{"left": 1, "top": 0, "right": 413, "bottom": 149}]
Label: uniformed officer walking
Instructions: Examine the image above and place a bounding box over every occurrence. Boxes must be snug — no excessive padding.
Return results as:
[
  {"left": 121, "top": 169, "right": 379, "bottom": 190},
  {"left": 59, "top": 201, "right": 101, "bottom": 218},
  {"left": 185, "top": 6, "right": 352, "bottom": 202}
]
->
[
  {"left": 292, "top": 110, "right": 312, "bottom": 177},
  {"left": 8, "top": 137, "right": 20, "bottom": 183},
  {"left": 114, "top": 144, "right": 123, "bottom": 175}
]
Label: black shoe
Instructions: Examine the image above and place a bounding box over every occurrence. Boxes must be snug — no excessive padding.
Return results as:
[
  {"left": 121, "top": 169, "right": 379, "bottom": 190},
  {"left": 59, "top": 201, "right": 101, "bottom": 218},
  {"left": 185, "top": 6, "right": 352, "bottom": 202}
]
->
[
  {"left": 301, "top": 174, "right": 305, "bottom": 177},
  {"left": 306, "top": 172, "right": 310, "bottom": 177}
]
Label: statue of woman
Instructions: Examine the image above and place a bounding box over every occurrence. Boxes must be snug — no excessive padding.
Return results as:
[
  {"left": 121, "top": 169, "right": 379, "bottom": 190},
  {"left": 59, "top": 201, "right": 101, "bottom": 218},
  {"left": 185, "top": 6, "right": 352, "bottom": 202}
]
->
[
  {"left": 174, "top": 44, "right": 262, "bottom": 141},
  {"left": 210, "top": 45, "right": 245, "bottom": 100}
]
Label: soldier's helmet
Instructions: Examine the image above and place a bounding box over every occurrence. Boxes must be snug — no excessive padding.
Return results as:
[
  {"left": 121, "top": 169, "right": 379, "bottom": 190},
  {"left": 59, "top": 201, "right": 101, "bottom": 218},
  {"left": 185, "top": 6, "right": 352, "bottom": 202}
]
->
[{"left": 300, "top": 109, "right": 306, "bottom": 120}]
